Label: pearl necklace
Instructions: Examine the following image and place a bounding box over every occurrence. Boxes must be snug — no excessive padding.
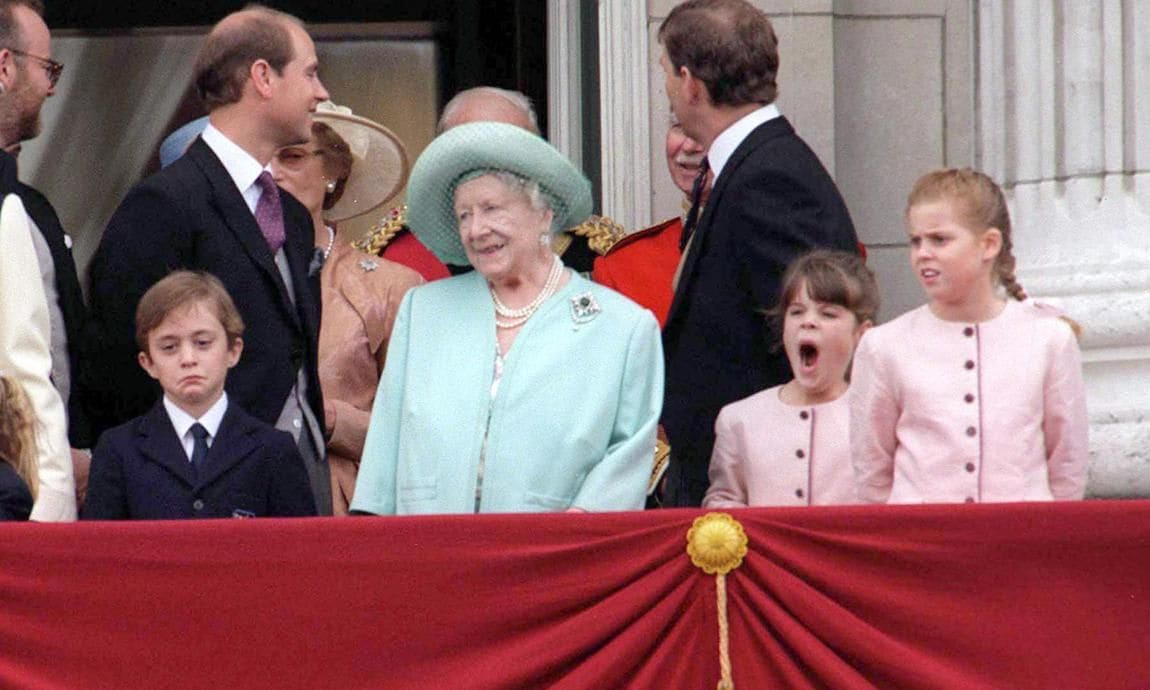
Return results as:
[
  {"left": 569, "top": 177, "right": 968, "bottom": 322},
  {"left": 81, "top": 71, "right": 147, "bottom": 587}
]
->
[
  {"left": 491, "top": 256, "right": 564, "bottom": 329},
  {"left": 322, "top": 225, "right": 336, "bottom": 260}
]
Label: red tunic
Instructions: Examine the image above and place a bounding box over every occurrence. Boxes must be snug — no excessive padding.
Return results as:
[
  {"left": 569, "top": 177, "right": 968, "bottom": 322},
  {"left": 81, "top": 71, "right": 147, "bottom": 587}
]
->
[
  {"left": 591, "top": 217, "right": 682, "bottom": 329},
  {"left": 381, "top": 228, "right": 450, "bottom": 282}
]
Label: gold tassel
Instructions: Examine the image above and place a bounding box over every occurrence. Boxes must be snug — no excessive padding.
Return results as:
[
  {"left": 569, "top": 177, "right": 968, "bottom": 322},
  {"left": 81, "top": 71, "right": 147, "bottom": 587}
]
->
[{"left": 687, "top": 513, "right": 748, "bottom": 690}]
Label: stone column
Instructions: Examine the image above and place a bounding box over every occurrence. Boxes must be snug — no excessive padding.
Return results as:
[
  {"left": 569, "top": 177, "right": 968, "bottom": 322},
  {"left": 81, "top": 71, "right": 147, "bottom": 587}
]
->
[
  {"left": 548, "top": 0, "right": 585, "bottom": 173},
  {"left": 600, "top": 0, "right": 652, "bottom": 230},
  {"left": 979, "top": 0, "right": 1150, "bottom": 496}
]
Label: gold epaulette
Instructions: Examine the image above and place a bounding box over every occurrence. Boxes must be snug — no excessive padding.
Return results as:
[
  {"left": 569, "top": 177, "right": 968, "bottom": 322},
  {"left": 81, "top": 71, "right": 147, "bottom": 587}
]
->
[
  {"left": 550, "top": 231, "right": 573, "bottom": 257},
  {"left": 567, "top": 214, "right": 628, "bottom": 255},
  {"left": 648, "top": 438, "right": 671, "bottom": 496},
  {"left": 353, "top": 205, "right": 407, "bottom": 256}
]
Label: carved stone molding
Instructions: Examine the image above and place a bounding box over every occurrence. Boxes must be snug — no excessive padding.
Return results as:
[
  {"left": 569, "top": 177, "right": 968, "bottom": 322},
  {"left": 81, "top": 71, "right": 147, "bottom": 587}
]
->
[
  {"left": 981, "top": 1, "right": 1150, "bottom": 496},
  {"left": 547, "top": 0, "right": 583, "bottom": 171},
  {"left": 598, "top": 0, "right": 652, "bottom": 229}
]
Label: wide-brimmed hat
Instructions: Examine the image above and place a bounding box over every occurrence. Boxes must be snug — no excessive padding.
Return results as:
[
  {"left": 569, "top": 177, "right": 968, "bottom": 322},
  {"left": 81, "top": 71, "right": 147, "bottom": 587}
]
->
[
  {"left": 315, "top": 101, "right": 409, "bottom": 223},
  {"left": 405, "top": 122, "right": 592, "bottom": 266}
]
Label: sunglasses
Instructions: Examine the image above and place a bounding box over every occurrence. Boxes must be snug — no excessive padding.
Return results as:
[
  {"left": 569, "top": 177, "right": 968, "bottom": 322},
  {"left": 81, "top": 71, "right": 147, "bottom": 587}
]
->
[
  {"left": 274, "top": 148, "right": 325, "bottom": 170},
  {"left": 8, "top": 48, "right": 63, "bottom": 87}
]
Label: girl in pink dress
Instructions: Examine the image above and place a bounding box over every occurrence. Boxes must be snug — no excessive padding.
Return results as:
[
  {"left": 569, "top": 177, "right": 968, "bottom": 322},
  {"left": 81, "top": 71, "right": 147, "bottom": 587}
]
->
[
  {"left": 851, "top": 169, "right": 1089, "bottom": 504},
  {"left": 703, "top": 250, "right": 878, "bottom": 507}
]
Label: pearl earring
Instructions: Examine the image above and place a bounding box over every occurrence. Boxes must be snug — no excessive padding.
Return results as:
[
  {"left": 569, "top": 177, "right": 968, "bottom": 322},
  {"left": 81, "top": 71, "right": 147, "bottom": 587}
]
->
[
  {"left": 539, "top": 233, "right": 550, "bottom": 247},
  {"left": 325, "top": 179, "right": 337, "bottom": 194}
]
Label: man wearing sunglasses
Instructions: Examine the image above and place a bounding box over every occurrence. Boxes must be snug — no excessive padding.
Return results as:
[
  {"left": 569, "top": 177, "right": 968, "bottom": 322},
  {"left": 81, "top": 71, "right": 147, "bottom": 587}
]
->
[{"left": 0, "top": 0, "right": 81, "bottom": 522}]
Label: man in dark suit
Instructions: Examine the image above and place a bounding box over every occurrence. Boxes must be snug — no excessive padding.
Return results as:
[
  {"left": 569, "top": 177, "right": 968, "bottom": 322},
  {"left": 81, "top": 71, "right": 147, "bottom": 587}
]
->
[
  {"left": 85, "top": 7, "right": 333, "bottom": 513},
  {"left": 657, "top": 0, "right": 860, "bottom": 507}
]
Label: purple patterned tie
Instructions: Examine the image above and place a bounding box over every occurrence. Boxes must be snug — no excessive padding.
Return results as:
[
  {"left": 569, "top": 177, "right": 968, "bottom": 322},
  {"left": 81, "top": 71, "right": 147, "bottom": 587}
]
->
[{"left": 254, "top": 171, "right": 285, "bottom": 253}]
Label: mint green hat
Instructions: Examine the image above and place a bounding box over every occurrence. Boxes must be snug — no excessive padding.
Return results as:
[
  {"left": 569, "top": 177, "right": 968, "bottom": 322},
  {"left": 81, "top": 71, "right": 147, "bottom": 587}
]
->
[{"left": 406, "top": 122, "right": 593, "bottom": 266}]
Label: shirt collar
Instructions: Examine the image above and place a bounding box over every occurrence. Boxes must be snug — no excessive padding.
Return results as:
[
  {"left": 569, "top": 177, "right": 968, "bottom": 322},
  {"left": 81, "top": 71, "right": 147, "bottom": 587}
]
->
[
  {"left": 201, "top": 123, "right": 267, "bottom": 197},
  {"left": 164, "top": 392, "right": 229, "bottom": 442},
  {"left": 706, "top": 103, "right": 781, "bottom": 181}
]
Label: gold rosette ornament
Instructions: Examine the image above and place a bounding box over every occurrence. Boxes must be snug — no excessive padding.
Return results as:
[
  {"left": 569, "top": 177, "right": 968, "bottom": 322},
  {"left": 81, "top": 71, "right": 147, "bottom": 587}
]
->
[{"left": 687, "top": 513, "right": 749, "bottom": 690}]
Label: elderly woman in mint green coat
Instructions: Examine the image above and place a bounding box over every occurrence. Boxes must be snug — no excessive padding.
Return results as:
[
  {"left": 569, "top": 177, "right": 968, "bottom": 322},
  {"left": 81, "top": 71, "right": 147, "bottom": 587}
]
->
[{"left": 351, "top": 123, "right": 662, "bottom": 515}]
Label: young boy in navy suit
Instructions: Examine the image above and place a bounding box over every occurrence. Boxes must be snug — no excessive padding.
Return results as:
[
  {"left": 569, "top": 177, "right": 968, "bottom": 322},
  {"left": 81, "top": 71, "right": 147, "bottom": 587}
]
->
[{"left": 82, "top": 271, "right": 316, "bottom": 519}]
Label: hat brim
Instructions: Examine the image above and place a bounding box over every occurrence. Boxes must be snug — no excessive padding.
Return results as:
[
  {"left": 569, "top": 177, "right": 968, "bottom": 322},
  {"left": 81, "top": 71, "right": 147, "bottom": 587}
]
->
[
  {"left": 160, "top": 116, "right": 209, "bottom": 169},
  {"left": 317, "top": 110, "right": 409, "bottom": 223},
  {"left": 405, "top": 122, "right": 592, "bottom": 266}
]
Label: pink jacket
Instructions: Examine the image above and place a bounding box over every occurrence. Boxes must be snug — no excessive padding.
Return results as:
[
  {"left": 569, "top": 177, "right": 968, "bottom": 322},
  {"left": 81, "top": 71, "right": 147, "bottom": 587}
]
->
[
  {"left": 319, "top": 241, "right": 422, "bottom": 514},
  {"left": 850, "top": 301, "right": 1088, "bottom": 504},
  {"left": 703, "top": 385, "right": 857, "bottom": 507}
]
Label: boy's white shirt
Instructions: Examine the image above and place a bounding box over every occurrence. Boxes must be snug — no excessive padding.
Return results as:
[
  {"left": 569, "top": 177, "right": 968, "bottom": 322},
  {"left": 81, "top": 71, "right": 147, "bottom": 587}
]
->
[{"left": 164, "top": 392, "right": 228, "bottom": 461}]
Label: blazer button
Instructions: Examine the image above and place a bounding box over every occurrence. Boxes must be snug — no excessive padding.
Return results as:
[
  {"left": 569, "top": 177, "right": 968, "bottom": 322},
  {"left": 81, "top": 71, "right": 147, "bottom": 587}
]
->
[
  {"left": 799, "top": 410, "right": 809, "bottom": 420},
  {"left": 193, "top": 499, "right": 204, "bottom": 511},
  {"left": 795, "top": 489, "right": 804, "bottom": 498},
  {"left": 964, "top": 360, "right": 975, "bottom": 370},
  {"left": 964, "top": 393, "right": 975, "bottom": 403},
  {"left": 965, "top": 462, "right": 976, "bottom": 473},
  {"left": 795, "top": 449, "right": 805, "bottom": 459},
  {"left": 963, "top": 327, "right": 974, "bottom": 337},
  {"left": 964, "top": 497, "right": 975, "bottom": 504},
  {"left": 965, "top": 426, "right": 977, "bottom": 437}
]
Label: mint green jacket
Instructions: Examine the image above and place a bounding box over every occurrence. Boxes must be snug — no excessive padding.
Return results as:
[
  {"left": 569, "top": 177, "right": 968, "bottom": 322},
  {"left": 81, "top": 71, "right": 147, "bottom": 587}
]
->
[{"left": 351, "top": 271, "right": 663, "bottom": 515}]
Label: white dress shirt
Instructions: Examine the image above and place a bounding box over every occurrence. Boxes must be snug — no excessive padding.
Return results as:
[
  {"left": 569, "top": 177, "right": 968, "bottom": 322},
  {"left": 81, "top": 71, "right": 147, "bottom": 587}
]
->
[
  {"left": 164, "top": 392, "right": 228, "bottom": 461},
  {"left": 706, "top": 103, "right": 781, "bottom": 181},
  {"left": 200, "top": 123, "right": 270, "bottom": 214}
]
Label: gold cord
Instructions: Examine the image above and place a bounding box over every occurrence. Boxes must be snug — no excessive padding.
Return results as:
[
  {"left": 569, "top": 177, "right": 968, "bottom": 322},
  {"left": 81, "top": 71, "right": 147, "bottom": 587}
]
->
[{"left": 686, "top": 512, "right": 748, "bottom": 690}]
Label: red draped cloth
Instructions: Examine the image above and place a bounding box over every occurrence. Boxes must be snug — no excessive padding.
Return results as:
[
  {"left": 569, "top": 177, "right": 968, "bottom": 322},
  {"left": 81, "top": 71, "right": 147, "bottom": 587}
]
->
[{"left": 1, "top": 501, "right": 1148, "bottom": 689}]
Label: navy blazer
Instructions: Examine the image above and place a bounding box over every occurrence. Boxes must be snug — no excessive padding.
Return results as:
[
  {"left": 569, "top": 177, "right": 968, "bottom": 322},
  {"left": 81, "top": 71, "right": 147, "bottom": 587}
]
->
[
  {"left": 83, "top": 137, "right": 323, "bottom": 437},
  {"left": 81, "top": 401, "right": 316, "bottom": 519},
  {"left": 661, "top": 116, "right": 859, "bottom": 507}
]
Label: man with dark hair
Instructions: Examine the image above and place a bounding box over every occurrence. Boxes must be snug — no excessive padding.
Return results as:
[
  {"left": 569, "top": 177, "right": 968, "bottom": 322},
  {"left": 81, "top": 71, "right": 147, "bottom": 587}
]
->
[
  {"left": 86, "top": 5, "right": 334, "bottom": 514},
  {"left": 0, "top": 0, "right": 78, "bottom": 520},
  {"left": 657, "top": 0, "right": 859, "bottom": 507}
]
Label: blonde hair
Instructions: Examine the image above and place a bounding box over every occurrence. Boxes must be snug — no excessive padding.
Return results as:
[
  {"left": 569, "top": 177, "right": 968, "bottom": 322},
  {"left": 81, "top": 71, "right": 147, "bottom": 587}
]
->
[
  {"left": 0, "top": 375, "right": 39, "bottom": 500},
  {"left": 906, "top": 168, "right": 1026, "bottom": 301}
]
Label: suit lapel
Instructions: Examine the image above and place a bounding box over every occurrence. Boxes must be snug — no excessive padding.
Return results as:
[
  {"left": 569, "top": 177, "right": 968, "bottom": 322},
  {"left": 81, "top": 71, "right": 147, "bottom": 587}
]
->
[
  {"left": 665, "top": 117, "right": 793, "bottom": 327},
  {"left": 138, "top": 403, "right": 197, "bottom": 488},
  {"left": 197, "top": 403, "right": 260, "bottom": 488},
  {"left": 186, "top": 139, "right": 301, "bottom": 329}
]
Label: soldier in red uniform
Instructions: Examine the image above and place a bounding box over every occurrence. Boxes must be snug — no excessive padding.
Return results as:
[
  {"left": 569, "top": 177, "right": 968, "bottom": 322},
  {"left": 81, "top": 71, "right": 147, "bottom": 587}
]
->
[{"left": 592, "top": 122, "right": 710, "bottom": 327}]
